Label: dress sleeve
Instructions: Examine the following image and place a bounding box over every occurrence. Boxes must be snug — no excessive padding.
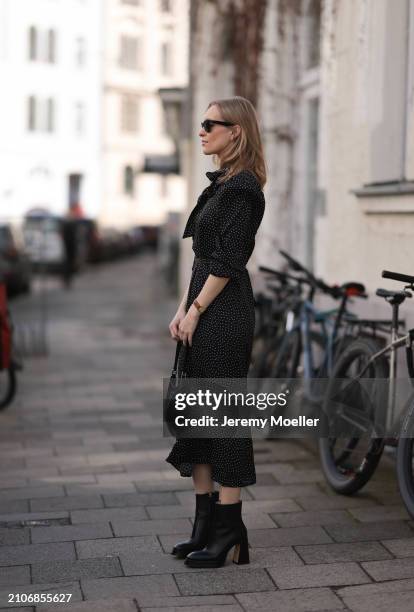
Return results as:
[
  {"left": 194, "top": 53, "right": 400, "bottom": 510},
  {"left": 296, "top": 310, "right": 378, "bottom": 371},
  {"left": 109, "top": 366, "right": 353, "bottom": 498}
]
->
[{"left": 208, "top": 189, "right": 257, "bottom": 280}]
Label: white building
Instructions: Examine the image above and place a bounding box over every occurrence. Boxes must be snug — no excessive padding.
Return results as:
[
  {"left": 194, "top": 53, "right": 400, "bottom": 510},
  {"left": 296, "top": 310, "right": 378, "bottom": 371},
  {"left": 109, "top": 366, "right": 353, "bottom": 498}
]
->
[
  {"left": 0, "top": 0, "right": 103, "bottom": 223},
  {"left": 99, "top": 0, "right": 189, "bottom": 230},
  {"left": 0, "top": 0, "right": 189, "bottom": 232}
]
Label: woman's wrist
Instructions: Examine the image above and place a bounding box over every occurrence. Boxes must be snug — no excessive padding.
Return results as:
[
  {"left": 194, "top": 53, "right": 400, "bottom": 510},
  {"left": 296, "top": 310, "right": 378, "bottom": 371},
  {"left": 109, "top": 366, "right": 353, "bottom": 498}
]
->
[{"left": 189, "top": 303, "right": 201, "bottom": 318}]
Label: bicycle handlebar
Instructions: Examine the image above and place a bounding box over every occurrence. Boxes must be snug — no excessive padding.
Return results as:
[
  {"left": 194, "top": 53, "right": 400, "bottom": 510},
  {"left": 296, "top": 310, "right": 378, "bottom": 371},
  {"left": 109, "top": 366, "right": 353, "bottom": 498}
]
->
[
  {"left": 382, "top": 270, "right": 414, "bottom": 285},
  {"left": 279, "top": 251, "right": 343, "bottom": 299},
  {"left": 279, "top": 250, "right": 308, "bottom": 275},
  {"left": 279, "top": 251, "right": 368, "bottom": 300},
  {"left": 258, "top": 265, "right": 309, "bottom": 286}
]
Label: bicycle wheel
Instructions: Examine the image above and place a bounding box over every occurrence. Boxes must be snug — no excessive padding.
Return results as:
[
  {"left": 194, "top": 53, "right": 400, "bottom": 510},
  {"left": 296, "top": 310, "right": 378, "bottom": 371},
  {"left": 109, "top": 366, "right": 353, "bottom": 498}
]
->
[
  {"left": 271, "top": 329, "right": 302, "bottom": 379},
  {"left": 0, "top": 367, "right": 17, "bottom": 410},
  {"left": 306, "top": 333, "right": 355, "bottom": 405},
  {"left": 319, "top": 337, "right": 387, "bottom": 495},
  {"left": 249, "top": 331, "right": 281, "bottom": 377},
  {"left": 397, "top": 435, "right": 414, "bottom": 519}
]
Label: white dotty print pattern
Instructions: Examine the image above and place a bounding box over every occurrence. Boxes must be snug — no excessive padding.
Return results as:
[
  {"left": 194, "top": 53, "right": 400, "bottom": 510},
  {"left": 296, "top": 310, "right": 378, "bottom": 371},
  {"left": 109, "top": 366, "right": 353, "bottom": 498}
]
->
[{"left": 166, "top": 168, "right": 265, "bottom": 487}]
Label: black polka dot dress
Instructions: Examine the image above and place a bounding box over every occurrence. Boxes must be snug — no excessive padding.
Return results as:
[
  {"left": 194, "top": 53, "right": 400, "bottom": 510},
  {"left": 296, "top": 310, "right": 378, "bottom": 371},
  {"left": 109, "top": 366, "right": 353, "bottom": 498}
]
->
[{"left": 165, "top": 168, "right": 266, "bottom": 487}]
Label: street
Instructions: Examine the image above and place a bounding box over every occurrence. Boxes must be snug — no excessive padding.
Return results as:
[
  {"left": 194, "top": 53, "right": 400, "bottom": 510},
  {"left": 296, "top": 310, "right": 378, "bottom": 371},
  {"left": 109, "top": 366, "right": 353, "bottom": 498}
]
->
[{"left": 0, "top": 254, "right": 413, "bottom": 611}]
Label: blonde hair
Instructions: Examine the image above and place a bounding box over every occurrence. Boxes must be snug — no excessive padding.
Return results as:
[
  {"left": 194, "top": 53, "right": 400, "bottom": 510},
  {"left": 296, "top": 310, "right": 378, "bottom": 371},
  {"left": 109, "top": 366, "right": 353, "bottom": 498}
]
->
[{"left": 207, "top": 96, "right": 267, "bottom": 189}]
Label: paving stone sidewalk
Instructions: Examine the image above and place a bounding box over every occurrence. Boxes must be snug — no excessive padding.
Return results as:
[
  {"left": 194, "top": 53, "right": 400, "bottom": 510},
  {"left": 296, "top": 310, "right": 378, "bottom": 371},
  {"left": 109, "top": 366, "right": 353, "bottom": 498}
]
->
[{"left": 0, "top": 254, "right": 413, "bottom": 611}]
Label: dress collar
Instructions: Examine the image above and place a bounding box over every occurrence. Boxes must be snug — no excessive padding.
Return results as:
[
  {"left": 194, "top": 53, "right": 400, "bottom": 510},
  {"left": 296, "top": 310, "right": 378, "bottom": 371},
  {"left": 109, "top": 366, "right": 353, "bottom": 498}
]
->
[{"left": 206, "top": 167, "right": 228, "bottom": 183}]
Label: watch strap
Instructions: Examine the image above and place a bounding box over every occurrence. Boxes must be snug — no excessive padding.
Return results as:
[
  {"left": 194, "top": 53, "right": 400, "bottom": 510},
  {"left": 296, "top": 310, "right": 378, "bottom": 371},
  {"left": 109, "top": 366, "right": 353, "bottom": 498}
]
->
[{"left": 193, "top": 299, "right": 205, "bottom": 314}]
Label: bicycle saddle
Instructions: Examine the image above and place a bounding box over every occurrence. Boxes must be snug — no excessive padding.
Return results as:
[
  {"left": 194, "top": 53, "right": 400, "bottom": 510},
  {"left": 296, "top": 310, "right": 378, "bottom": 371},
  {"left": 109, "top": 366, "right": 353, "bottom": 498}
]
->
[
  {"left": 376, "top": 288, "right": 412, "bottom": 304},
  {"left": 340, "top": 282, "right": 367, "bottom": 297}
]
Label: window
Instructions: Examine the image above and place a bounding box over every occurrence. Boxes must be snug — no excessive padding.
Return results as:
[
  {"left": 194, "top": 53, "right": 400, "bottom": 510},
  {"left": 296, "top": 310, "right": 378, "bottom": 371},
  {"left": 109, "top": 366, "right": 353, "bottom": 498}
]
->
[
  {"left": 75, "top": 37, "right": 86, "bottom": 66},
  {"left": 28, "top": 26, "right": 57, "bottom": 63},
  {"left": 161, "top": 41, "right": 173, "bottom": 76},
  {"left": 47, "top": 29, "right": 56, "bottom": 63},
  {"left": 121, "top": 95, "right": 139, "bottom": 132},
  {"left": 160, "top": 0, "right": 172, "bottom": 12},
  {"left": 75, "top": 102, "right": 85, "bottom": 136},
  {"left": 27, "top": 96, "right": 36, "bottom": 130},
  {"left": 27, "top": 97, "right": 56, "bottom": 133},
  {"left": 366, "top": 0, "right": 410, "bottom": 184},
  {"left": 120, "top": 36, "right": 142, "bottom": 70},
  {"left": 47, "top": 98, "right": 55, "bottom": 132},
  {"left": 124, "top": 166, "right": 135, "bottom": 196},
  {"left": 68, "top": 174, "right": 83, "bottom": 209},
  {"left": 28, "top": 26, "right": 37, "bottom": 60},
  {"left": 304, "top": 0, "right": 321, "bottom": 70}
]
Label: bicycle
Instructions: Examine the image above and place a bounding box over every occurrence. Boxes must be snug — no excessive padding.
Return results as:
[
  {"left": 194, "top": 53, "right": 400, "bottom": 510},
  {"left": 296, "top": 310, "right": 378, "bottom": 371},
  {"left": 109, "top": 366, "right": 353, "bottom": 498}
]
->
[
  {"left": 266, "top": 251, "right": 368, "bottom": 404},
  {"left": 249, "top": 268, "right": 307, "bottom": 380},
  {"left": 318, "top": 269, "right": 414, "bottom": 512}
]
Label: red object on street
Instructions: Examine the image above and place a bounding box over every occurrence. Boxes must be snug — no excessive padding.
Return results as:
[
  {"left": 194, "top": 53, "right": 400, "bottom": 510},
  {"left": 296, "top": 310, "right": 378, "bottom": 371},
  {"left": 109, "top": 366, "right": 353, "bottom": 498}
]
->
[
  {"left": 0, "top": 284, "right": 11, "bottom": 370},
  {"left": 69, "top": 203, "right": 84, "bottom": 219}
]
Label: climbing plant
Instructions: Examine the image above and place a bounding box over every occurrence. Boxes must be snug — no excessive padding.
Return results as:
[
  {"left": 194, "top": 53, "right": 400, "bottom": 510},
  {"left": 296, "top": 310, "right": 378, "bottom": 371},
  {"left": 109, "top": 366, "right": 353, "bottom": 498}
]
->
[{"left": 196, "top": 0, "right": 268, "bottom": 106}]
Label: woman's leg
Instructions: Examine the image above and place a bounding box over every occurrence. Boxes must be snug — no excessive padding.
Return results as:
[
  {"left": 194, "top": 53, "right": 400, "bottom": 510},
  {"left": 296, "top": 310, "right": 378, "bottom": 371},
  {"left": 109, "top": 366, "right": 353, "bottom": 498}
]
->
[
  {"left": 219, "top": 486, "right": 241, "bottom": 504},
  {"left": 192, "top": 464, "right": 214, "bottom": 494},
  {"left": 185, "top": 484, "right": 249, "bottom": 567},
  {"left": 172, "top": 464, "right": 217, "bottom": 558}
]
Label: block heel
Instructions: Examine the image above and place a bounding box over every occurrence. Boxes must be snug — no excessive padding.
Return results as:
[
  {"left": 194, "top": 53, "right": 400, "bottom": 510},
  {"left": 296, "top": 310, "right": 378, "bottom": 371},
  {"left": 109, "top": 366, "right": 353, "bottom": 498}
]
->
[
  {"left": 185, "top": 501, "right": 250, "bottom": 568},
  {"left": 233, "top": 532, "right": 249, "bottom": 565}
]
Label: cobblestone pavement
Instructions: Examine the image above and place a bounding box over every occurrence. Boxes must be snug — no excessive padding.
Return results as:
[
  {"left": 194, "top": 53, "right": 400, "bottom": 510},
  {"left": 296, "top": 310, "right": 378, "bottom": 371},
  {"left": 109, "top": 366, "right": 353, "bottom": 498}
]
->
[{"left": 0, "top": 254, "right": 413, "bottom": 611}]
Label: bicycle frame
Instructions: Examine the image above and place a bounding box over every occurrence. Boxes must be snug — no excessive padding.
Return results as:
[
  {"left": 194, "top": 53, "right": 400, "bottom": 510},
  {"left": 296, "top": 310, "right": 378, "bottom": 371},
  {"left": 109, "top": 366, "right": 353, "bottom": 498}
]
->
[
  {"left": 338, "top": 288, "right": 414, "bottom": 439},
  {"left": 286, "top": 291, "right": 356, "bottom": 391},
  {"left": 350, "top": 330, "right": 409, "bottom": 435}
]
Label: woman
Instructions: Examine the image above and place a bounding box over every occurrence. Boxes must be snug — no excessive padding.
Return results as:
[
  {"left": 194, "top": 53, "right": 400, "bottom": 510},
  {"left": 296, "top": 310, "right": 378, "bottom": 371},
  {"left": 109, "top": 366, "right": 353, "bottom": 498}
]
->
[{"left": 166, "top": 96, "right": 266, "bottom": 569}]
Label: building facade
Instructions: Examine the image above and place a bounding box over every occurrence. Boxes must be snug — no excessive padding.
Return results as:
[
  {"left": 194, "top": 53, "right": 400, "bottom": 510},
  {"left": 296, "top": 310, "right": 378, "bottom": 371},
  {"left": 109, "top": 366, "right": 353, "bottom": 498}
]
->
[
  {"left": 182, "top": 0, "right": 414, "bottom": 310},
  {"left": 100, "top": 0, "right": 189, "bottom": 230},
  {"left": 318, "top": 0, "right": 414, "bottom": 296},
  {"left": 0, "top": 0, "right": 189, "bottom": 233},
  {"left": 0, "top": 0, "right": 103, "bottom": 222}
]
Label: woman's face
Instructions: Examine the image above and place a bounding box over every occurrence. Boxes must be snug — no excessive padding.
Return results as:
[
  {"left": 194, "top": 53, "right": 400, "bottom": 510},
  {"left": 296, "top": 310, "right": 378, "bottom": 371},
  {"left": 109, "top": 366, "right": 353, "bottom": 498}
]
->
[{"left": 199, "top": 105, "right": 236, "bottom": 159}]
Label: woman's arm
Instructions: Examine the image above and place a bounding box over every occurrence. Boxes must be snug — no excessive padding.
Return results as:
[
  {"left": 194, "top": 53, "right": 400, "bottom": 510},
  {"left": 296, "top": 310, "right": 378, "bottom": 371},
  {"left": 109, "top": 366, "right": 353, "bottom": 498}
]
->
[
  {"left": 178, "top": 274, "right": 230, "bottom": 346},
  {"left": 178, "top": 285, "right": 189, "bottom": 312},
  {"left": 169, "top": 283, "right": 190, "bottom": 341},
  {"left": 191, "top": 274, "right": 230, "bottom": 315}
]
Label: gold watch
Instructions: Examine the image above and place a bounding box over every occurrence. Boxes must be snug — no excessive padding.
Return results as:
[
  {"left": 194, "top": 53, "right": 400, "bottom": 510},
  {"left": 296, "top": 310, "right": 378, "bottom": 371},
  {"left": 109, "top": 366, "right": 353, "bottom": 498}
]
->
[{"left": 193, "top": 299, "right": 205, "bottom": 314}]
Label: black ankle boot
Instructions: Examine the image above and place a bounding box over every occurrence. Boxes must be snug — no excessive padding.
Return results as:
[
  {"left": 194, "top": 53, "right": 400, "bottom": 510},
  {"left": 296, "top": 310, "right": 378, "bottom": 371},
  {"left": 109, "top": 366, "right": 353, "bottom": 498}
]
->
[
  {"left": 171, "top": 491, "right": 219, "bottom": 559},
  {"left": 184, "top": 500, "right": 249, "bottom": 568}
]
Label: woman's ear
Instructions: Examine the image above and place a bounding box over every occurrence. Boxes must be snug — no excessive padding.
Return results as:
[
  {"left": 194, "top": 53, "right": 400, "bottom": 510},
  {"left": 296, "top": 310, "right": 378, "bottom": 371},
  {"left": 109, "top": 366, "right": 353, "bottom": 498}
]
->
[{"left": 233, "top": 125, "right": 241, "bottom": 139}]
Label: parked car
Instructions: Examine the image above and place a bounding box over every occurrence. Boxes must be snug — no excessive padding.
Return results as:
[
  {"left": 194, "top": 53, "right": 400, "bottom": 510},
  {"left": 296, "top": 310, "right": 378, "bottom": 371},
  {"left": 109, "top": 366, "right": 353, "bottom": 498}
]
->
[
  {"left": 140, "top": 225, "right": 159, "bottom": 250},
  {"left": 127, "top": 226, "right": 145, "bottom": 254},
  {"left": 0, "top": 224, "right": 31, "bottom": 296},
  {"left": 84, "top": 220, "right": 104, "bottom": 264},
  {"left": 23, "top": 211, "right": 65, "bottom": 273},
  {"left": 23, "top": 211, "right": 94, "bottom": 274},
  {"left": 72, "top": 218, "right": 101, "bottom": 268}
]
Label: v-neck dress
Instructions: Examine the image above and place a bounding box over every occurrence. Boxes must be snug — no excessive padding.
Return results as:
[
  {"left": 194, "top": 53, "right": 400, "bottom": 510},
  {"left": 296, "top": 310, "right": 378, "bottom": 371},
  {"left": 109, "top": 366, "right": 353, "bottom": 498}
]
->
[{"left": 165, "top": 168, "right": 266, "bottom": 487}]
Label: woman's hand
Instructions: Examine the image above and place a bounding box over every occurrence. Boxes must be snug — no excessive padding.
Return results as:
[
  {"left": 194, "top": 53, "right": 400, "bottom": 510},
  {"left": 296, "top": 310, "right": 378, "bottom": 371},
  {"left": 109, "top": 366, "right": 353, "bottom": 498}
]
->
[
  {"left": 178, "top": 307, "right": 200, "bottom": 347},
  {"left": 169, "top": 306, "right": 186, "bottom": 341}
]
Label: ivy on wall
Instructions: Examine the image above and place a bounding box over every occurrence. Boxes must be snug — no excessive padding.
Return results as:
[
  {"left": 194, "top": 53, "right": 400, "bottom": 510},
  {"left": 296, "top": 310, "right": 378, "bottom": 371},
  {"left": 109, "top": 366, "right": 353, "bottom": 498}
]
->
[{"left": 199, "top": 0, "right": 268, "bottom": 106}]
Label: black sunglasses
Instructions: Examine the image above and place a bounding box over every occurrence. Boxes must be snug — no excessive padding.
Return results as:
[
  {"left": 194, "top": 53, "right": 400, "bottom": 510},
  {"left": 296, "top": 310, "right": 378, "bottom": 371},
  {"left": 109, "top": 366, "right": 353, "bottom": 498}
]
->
[{"left": 201, "top": 119, "right": 235, "bottom": 133}]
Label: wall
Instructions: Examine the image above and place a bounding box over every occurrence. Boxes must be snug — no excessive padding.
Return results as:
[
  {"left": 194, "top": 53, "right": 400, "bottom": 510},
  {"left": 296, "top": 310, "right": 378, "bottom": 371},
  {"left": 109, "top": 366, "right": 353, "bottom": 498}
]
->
[{"left": 319, "top": 0, "right": 414, "bottom": 310}]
